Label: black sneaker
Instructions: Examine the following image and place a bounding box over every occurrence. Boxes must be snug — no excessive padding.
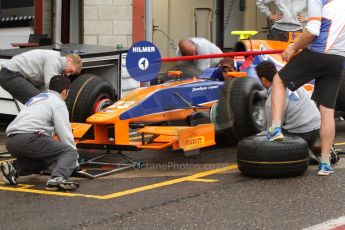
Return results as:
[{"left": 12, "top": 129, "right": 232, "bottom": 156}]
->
[
  {"left": 330, "top": 146, "right": 340, "bottom": 164},
  {"left": 45, "top": 176, "right": 79, "bottom": 191},
  {"left": 0, "top": 161, "right": 18, "bottom": 185},
  {"left": 308, "top": 149, "right": 320, "bottom": 165}
]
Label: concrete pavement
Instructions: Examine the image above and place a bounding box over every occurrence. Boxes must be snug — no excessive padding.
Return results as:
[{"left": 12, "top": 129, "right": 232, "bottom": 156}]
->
[{"left": 0, "top": 120, "right": 345, "bottom": 229}]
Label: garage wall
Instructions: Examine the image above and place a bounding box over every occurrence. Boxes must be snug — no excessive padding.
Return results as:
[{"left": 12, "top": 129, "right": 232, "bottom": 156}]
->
[
  {"left": 42, "top": 0, "right": 51, "bottom": 38},
  {"left": 223, "top": 0, "right": 244, "bottom": 49},
  {"left": 153, "top": 0, "right": 214, "bottom": 57},
  {"left": 59, "top": 0, "right": 268, "bottom": 51},
  {"left": 83, "top": 0, "right": 133, "bottom": 47},
  {"left": 152, "top": 0, "right": 270, "bottom": 56},
  {"left": 243, "top": 0, "right": 268, "bottom": 39}
]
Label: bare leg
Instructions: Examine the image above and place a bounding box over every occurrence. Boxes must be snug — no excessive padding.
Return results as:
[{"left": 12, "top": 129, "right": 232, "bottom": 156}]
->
[
  {"left": 319, "top": 105, "right": 335, "bottom": 164},
  {"left": 271, "top": 73, "right": 286, "bottom": 127}
]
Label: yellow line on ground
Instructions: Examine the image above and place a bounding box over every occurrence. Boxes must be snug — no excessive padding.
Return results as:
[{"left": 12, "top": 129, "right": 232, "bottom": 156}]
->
[
  {"left": 0, "top": 182, "right": 34, "bottom": 189},
  {"left": 17, "top": 184, "right": 35, "bottom": 189},
  {"left": 0, "top": 164, "right": 238, "bottom": 199},
  {"left": 0, "top": 186, "right": 101, "bottom": 198},
  {"left": 99, "top": 165, "right": 237, "bottom": 199},
  {"left": 187, "top": 178, "right": 219, "bottom": 183},
  {"left": 334, "top": 142, "right": 345, "bottom": 146}
]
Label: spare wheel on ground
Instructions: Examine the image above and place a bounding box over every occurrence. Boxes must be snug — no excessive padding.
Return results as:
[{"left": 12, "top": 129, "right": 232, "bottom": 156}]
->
[{"left": 237, "top": 135, "right": 309, "bottom": 178}]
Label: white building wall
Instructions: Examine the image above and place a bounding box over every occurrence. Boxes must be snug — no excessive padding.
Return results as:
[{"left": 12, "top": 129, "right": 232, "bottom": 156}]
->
[
  {"left": 42, "top": 0, "right": 52, "bottom": 38},
  {"left": 83, "top": 0, "right": 133, "bottom": 47}
]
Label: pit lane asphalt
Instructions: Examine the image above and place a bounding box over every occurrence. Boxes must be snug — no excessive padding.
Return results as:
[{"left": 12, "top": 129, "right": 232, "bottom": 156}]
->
[{"left": 1, "top": 120, "right": 345, "bottom": 230}]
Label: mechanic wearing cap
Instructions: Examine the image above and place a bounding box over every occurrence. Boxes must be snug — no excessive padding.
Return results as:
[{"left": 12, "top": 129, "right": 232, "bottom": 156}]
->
[
  {"left": 0, "top": 75, "right": 79, "bottom": 191},
  {"left": 0, "top": 49, "right": 82, "bottom": 104},
  {"left": 177, "top": 37, "right": 223, "bottom": 72},
  {"left": 211, "top": 58, "right": 237, "bottom": 81}
]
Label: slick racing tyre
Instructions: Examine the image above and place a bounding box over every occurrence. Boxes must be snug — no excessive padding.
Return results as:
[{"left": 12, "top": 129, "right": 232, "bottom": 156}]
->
[
  {"left": 66, "top": 74, "right": 115, "bottom": 122},
  {"left": 213, "top": 77, "right": 266, "bottom": 145},
  {"left": 237, "top": 135, "right": 309, "bottom": 178}
]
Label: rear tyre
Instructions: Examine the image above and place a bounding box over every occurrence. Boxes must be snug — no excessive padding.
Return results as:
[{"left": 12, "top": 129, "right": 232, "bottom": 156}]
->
[
  {"left": 237, "top": 135, "right": 309, "bottom": 178},
  {"left": 214, "top": 77, "right": 266, "bottom": 145},
  {"left": 66, "top": 74, "right": 115, "bottom": 122}
]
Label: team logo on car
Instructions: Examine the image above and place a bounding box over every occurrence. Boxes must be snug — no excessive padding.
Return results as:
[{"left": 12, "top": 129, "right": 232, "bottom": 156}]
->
[{"left": 186, "top": 136, "right": 205, "bottom": 146}]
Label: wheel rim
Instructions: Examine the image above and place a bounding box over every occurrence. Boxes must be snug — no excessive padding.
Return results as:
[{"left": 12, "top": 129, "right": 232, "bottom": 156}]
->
[
  {"left": 93, "top": 97, "right": 113, "bottom": 113},
  {"left": 249, "top": 90, "right": 266, "bottom": 130},
  {"left": 252, "top": 103, "right": 266, "bottom": 128},
  {"left": 210, "top": 103, "right": 223, "bottom": 131},
  {"left": 209, "top": 103, "right": 217, "bottom": 123}
]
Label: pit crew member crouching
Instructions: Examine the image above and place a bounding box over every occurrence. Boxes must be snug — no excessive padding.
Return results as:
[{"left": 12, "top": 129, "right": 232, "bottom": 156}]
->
[{"left": 0, "top": 75, "right": 79, "bottom": 191}]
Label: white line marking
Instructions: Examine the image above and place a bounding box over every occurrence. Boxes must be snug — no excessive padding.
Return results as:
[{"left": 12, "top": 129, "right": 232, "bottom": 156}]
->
[{"left": 303, "top": 216, "right": 345, "bottom": 230}]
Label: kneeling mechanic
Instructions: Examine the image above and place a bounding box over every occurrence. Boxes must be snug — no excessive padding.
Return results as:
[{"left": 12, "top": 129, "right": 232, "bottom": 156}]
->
[{"left": 0, "top": 75, "right": 79, "bottom": 190}]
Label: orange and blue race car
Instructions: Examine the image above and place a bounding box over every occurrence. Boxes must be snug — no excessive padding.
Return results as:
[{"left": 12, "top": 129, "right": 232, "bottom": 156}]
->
[
  {"left": 71, "top": 70, "right": 266, "bottom": 155},
  {"left": 70, "top": 32, "right": 296, "bottom": 156},
  {"left": 70, "top": 31, "right": 331, "bottom": 177}
]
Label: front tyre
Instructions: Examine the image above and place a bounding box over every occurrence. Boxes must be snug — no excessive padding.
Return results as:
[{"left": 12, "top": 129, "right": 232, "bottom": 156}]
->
[
  {"left": 214, "top": 77, "right": 266, "bottom": 145},
  {"left": 66, "top": 74, "right": 116, "bottom": 122}
]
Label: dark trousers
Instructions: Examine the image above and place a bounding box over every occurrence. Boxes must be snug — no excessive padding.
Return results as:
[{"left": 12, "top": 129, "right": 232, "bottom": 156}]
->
[
  {"left": 0, "top": 68, "right": 41, "bottom": 104},
  {"left": 285, "top": 129, "right": 319, "bottom": 148},
  {"left": 269, "top": 28, "right": 302, "bottom": 42},
  {"left": 6, "top": 133, "right": 78, "bottom": 179}
]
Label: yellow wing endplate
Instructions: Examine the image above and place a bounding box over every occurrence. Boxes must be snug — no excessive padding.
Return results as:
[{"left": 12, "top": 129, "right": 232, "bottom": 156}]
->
[{"left": 231, "top": 31, "right": 258, "bottom": 40}]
